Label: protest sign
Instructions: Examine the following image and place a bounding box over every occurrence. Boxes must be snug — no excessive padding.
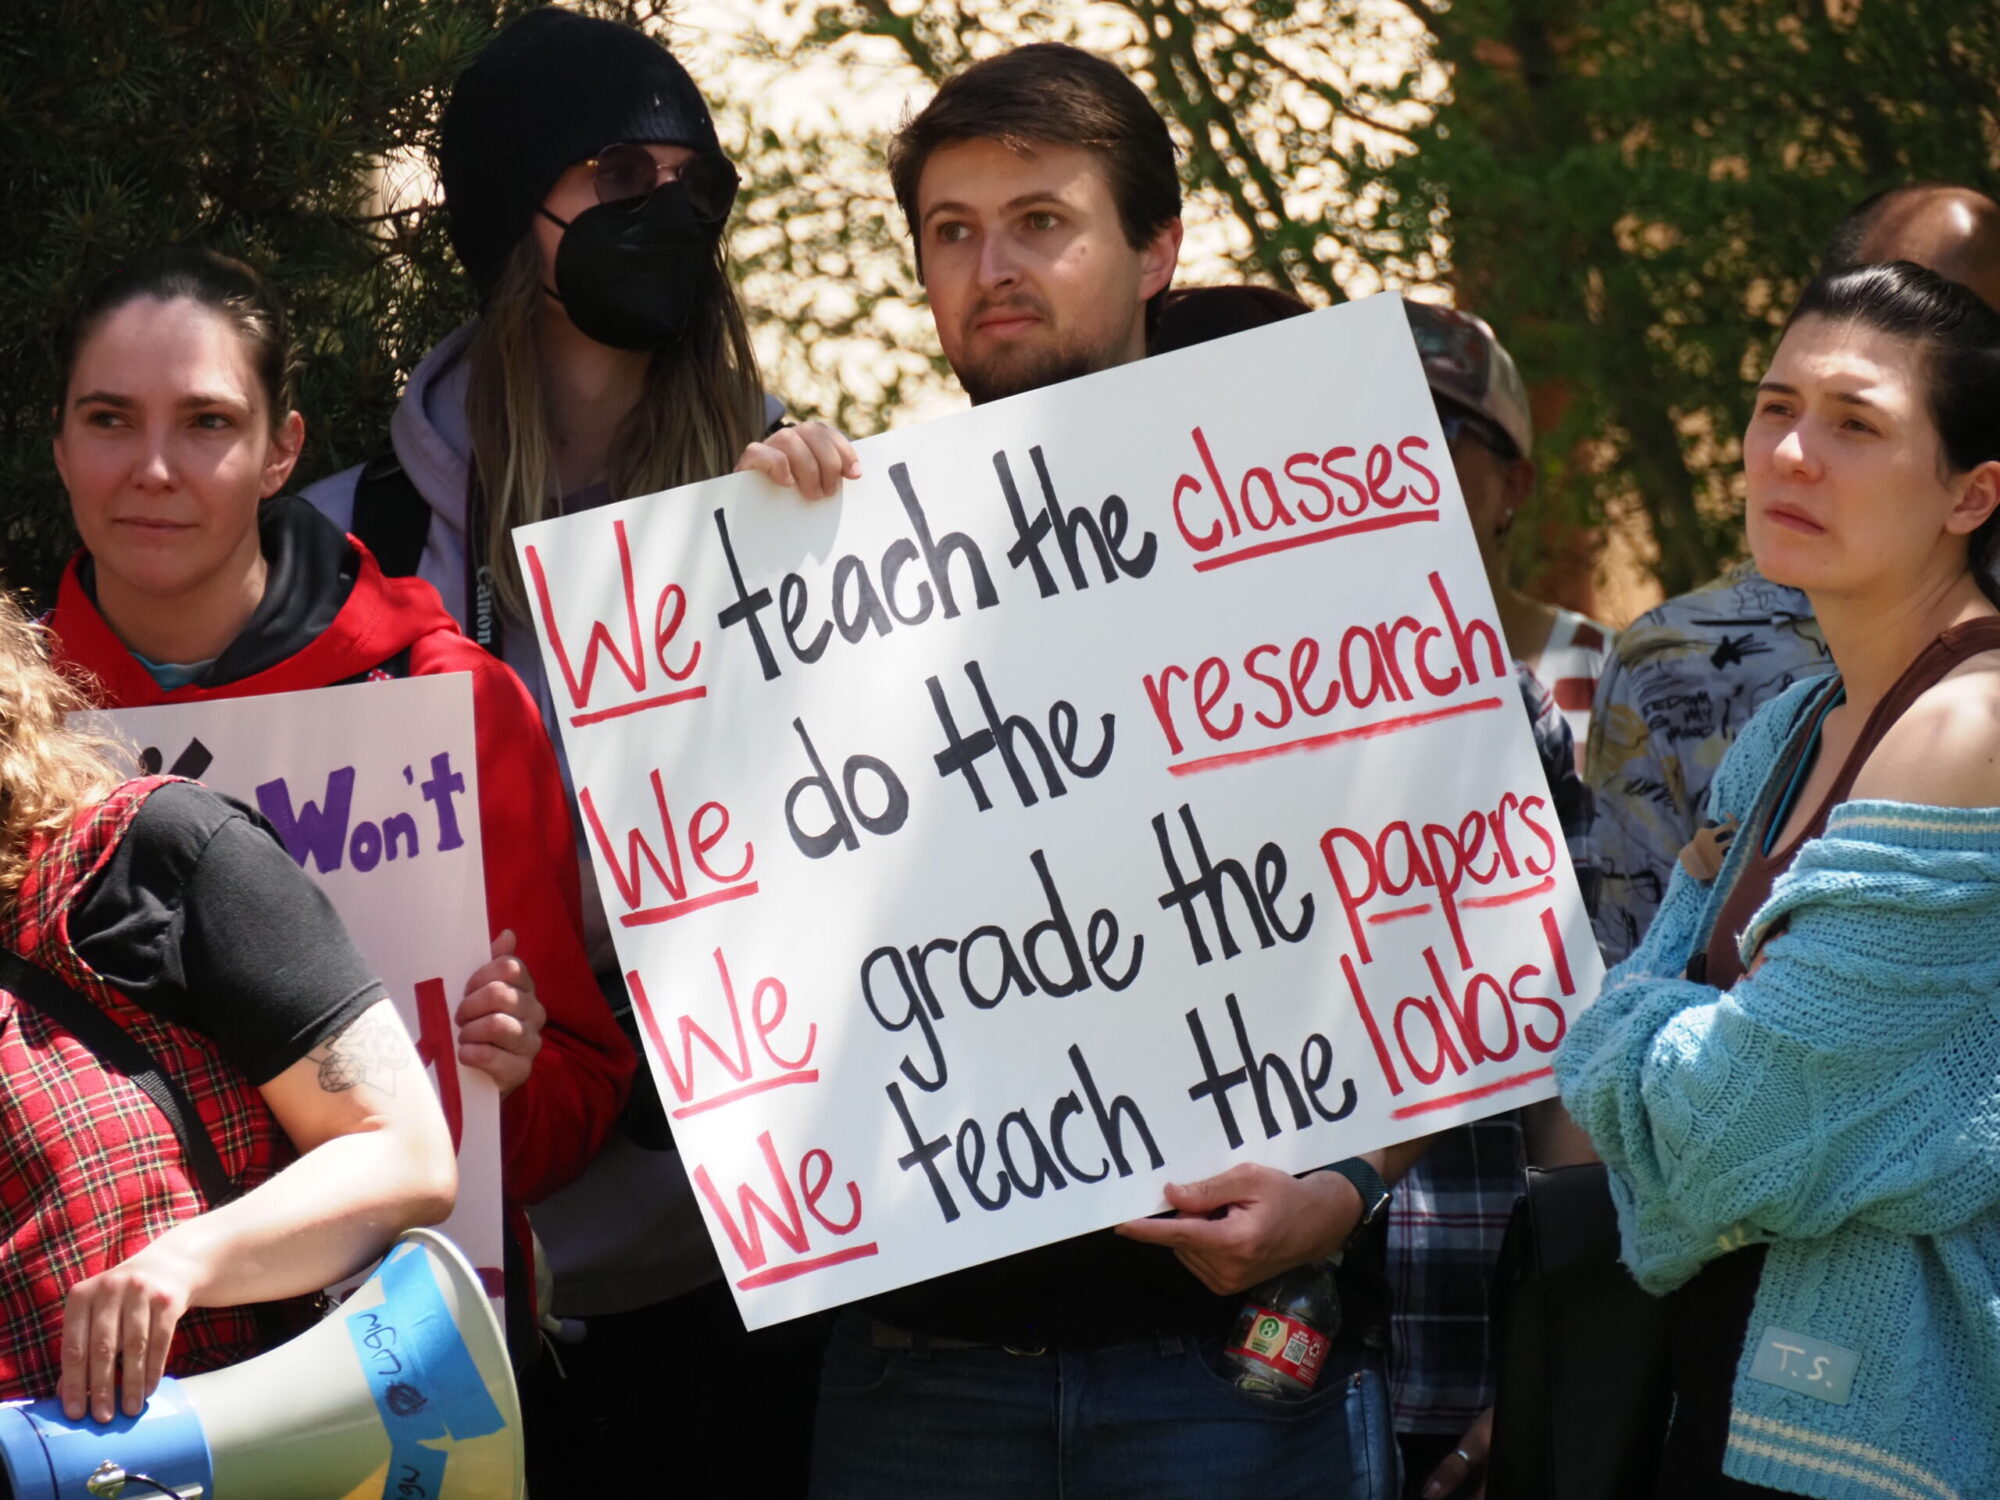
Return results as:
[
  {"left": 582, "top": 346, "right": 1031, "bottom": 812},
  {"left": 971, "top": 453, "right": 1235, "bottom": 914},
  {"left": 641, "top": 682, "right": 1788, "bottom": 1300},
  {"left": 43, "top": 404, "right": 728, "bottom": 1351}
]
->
[
  {"left": 516, "top": 292, "right": 1604, "bottom": 1328},
  {"left": 88, "top": 674, "right": 503, "bottom": 1296}
]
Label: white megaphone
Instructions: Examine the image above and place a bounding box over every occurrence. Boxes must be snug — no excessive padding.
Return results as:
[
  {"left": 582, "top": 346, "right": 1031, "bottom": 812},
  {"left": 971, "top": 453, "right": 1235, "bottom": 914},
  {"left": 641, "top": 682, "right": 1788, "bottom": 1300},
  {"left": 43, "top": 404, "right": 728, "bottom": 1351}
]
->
[{"left": 0, "top": 1228, "right": 521, "bottom": 1499}]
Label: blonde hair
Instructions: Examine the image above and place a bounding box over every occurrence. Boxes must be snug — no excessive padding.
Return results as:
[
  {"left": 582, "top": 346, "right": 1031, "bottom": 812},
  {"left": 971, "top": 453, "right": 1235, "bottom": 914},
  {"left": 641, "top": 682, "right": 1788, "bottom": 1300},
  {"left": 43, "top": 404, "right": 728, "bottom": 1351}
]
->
[
  {"left": 464, "top": 235, "right": 767, "bottom": 620},
  {"left": 0, "top": 594, "right": 122, "bottom": 907}
]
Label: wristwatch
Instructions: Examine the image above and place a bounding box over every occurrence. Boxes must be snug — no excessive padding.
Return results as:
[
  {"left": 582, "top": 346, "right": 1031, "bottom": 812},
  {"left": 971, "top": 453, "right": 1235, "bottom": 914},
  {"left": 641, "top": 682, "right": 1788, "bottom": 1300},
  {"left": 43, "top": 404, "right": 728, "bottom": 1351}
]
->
[{"left": 1323, "top": 1156, "right": 1393, "bottom": 1228}]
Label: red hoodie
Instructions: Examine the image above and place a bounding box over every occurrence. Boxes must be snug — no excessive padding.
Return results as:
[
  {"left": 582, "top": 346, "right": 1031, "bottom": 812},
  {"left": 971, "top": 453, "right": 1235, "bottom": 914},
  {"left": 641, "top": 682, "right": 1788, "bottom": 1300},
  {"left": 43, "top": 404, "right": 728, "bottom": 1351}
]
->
[{"left": 48, "top": 497, "right": 635, "bottom": 1206}]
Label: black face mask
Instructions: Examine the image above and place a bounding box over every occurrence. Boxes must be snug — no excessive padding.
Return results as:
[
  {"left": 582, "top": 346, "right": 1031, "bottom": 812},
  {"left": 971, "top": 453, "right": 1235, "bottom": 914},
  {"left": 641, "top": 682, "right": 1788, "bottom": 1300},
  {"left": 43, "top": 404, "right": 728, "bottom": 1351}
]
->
[{"left": 541, "top": 179, "right": 725, "bottom": 351}]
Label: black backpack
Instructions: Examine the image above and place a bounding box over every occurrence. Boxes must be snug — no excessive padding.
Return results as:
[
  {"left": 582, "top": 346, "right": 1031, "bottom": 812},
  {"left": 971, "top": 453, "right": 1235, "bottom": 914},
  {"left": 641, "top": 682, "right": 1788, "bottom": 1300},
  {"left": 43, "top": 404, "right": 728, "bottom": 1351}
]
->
[{"left": 350, "top": 450, "right": 431, "bottom": 579}]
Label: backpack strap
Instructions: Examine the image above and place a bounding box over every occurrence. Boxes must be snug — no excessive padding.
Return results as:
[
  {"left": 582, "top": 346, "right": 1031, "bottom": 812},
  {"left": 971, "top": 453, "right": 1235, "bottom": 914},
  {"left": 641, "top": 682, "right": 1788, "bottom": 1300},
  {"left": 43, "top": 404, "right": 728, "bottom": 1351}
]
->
[
  {"left": 352, "top": 451, "right": 431, "bottom": 579},
  {"left": 0, "top": 946, "right": 235, "bottom": 1206}
]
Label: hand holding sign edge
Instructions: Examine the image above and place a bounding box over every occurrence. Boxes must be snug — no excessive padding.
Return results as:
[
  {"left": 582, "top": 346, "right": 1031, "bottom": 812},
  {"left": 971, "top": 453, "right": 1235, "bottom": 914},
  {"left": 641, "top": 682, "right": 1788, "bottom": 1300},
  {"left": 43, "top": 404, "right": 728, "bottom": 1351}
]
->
[
  {"left": 1114, "top": 1162, "right": 1362, "bottom": 1296},
  {"left": 455, "top": 928, "right": 546, "bottom": 1098},
  {"left": 735, "top": 420, "right": 862, "bottom": 501}
]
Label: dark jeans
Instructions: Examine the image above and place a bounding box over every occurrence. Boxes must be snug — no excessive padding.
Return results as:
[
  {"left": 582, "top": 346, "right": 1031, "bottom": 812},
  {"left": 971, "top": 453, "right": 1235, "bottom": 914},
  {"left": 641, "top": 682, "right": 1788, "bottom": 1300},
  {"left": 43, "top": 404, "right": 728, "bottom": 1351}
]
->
[
  {"left": 521, "top": 1279, "right": 829, "bottom": 1496},
  {"left": 809, "top": 1312, "right": 1395, "bottom": 1499}
]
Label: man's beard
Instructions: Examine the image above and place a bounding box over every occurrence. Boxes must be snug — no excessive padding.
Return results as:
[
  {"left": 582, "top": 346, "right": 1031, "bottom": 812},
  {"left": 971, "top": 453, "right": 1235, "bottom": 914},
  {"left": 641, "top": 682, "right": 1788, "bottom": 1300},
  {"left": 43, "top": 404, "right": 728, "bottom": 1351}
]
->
[
  {"left": 952, "top": 296, "right": 1128, "bottom": 406},
  {"left": 955, "top": 344, "right": 1109, "bottom": 406}
]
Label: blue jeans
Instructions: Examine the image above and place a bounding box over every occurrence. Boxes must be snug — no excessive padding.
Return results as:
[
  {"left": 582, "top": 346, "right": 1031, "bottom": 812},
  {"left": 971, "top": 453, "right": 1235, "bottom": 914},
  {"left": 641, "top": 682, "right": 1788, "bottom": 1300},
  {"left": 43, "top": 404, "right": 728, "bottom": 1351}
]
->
[{"left": 809, "top": 1312, "right": 1395, "bottom": 1499}]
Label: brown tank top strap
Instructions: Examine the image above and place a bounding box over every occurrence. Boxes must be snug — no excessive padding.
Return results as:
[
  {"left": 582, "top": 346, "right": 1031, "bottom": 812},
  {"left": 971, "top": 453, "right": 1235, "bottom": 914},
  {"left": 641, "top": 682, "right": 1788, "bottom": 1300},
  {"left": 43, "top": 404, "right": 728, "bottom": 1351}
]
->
[
  {"left": 1809, "top": 617, "right": 2000, "bottom": 835},
  {"left": 1698, "top": 617, "right": 2000, "bottom": 989}
]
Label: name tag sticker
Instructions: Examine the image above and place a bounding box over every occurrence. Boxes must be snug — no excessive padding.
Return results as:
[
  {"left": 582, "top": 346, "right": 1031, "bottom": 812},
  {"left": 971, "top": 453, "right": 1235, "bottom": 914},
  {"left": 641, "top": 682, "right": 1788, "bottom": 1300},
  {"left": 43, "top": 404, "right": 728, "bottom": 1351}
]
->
[{"left": 1747, "top": 1326, "right": 1860, "bottom": 1405}]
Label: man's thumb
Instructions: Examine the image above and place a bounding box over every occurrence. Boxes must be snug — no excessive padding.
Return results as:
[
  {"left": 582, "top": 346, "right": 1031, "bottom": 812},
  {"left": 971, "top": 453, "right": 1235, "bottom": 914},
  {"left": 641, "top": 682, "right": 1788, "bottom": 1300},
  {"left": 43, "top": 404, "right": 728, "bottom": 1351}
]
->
[{"left": 1163, "top": 1166, "right": 1250, "bottom": 1215}]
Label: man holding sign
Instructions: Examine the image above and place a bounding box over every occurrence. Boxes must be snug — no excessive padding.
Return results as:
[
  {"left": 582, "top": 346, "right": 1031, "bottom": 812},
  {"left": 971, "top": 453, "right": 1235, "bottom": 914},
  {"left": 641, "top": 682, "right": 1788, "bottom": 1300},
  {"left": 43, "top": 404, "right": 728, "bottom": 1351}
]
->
[
  {"left": 516, "top": 36, "right": 1601, "bottom": 1500},
  {"left": 810, "top": 43, "right": 1412, "bottom": 1499}
]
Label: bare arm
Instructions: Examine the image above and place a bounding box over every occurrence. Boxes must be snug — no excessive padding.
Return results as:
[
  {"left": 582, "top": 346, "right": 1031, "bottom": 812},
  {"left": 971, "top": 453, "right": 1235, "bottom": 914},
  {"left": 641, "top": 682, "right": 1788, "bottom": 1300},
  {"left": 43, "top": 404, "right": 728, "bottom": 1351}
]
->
[
  {"left": 60, "top": 1000, "right": 455, "bottom": 1421},
  {"left": 1522, "top": 1097, "right": 1598, "bottom": 1166},
  {"left": 1847, "top": 656, "right": 2000, "bottom": 809}
]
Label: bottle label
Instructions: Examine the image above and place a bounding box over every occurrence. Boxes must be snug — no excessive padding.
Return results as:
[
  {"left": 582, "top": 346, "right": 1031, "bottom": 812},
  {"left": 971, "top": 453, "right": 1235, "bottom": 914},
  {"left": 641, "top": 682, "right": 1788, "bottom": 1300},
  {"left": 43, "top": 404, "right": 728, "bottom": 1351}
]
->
[{"left": 1228, "top": 1306, "right": 1330, "bottom": 1388}]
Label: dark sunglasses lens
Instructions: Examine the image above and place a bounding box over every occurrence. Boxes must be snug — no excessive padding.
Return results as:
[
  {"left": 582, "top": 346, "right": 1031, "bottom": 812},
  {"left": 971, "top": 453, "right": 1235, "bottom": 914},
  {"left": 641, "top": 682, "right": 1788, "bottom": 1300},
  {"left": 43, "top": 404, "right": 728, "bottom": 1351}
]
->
[
  {"left": 681, "top": 154, "right": 740, "bottom": 223},
  {"left": 594, "top": 144, "right": 657, "bottom": 205}
]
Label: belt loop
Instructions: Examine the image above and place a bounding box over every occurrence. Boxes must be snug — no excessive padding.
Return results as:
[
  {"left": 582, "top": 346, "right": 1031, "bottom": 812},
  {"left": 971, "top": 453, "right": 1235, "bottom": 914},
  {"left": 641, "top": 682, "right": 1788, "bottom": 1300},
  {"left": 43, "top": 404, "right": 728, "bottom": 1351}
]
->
[
  {"left": 908, "top": 1329, "right": 933, "bottom": 1362},
  {"left": 1156, "top": 1332, "right": 1181, "bottom": 1359}
]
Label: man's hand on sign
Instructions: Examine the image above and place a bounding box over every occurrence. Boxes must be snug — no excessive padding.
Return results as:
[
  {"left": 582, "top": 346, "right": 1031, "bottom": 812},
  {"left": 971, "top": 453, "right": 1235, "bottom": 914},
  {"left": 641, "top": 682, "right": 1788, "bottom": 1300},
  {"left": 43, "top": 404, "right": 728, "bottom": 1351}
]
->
[
  {"left": 60, "top": 1239, "right": 198, "bottom": 1421},
  {"left": 456, "top": 928, "right": 546, "bottom": 1098},
  {"left": 1115, "top": 1163, "right": 1359, "bottom": 1295},
  {"left": 735, "top": 420, "right": 861, "bottom": 501}
]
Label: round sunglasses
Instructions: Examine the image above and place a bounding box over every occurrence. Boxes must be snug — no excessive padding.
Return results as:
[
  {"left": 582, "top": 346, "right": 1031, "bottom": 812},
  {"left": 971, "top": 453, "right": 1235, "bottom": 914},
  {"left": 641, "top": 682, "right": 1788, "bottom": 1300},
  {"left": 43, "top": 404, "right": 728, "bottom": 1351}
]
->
[{"left": 587, "top": 143, "right": 740, "bottom": 222}]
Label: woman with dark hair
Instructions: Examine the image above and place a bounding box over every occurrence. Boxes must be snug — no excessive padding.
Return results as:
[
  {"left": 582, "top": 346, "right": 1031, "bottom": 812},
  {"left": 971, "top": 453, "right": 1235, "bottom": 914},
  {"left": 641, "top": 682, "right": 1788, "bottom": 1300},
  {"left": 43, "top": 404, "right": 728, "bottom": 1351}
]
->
[
  {"left": 42, "top": 245, "right": 635, "bottom": 1335},
  {"left": 1557, "top": 260, "right": 2000, "bottom": 1498},
  {"left": 0, "top": 590, "right": 454, "bottom": 1421}
]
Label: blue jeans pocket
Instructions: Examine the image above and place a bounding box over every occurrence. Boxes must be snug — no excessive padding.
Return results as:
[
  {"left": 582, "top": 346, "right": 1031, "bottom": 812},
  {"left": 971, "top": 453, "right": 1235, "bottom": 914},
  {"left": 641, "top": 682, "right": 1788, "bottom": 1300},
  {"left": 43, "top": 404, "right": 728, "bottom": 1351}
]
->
[{"left": 1185, "top": 1335, "right": 1363, "bottom": 1419}]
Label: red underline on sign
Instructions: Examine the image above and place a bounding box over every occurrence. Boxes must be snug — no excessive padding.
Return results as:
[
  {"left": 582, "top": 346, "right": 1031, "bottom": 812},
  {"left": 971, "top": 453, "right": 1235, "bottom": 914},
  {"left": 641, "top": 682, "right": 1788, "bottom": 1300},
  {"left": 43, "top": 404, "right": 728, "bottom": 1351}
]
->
[
  {"left": 670, "top": 1071, "right": 820, "bottom": 1120},
  {"left": 1191, "top": 510, "right": 1438, "bottom": 573},
  {"left": 570, "top": 686, "right": 708, "bottom": 727},
  {"left": 735, "top": 1242, "right": 881, "bottom": 1289},
  {"left": 620, "top": 883, "right": 759, "bottom": 927},
  {"left": 1167, "top": 696, "right": 1506, "bottom": 778},
  {"left": 1392, "top": 1066, "right": 1555, "bottom": 1120},
  {"left": 1462, "top": 876, "right": 1557, "bottom": 909},
  {"left": 1367, "top": 903, "right": 1433, "bottom": 926}
]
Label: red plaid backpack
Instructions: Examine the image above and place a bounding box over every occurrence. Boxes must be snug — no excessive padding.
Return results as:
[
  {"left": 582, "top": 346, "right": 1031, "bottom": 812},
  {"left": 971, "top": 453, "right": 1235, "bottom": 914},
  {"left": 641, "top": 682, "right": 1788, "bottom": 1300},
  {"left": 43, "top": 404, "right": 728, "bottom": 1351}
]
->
[{"left": 0, "top": 777, "right": 315, "bottom": 1398}]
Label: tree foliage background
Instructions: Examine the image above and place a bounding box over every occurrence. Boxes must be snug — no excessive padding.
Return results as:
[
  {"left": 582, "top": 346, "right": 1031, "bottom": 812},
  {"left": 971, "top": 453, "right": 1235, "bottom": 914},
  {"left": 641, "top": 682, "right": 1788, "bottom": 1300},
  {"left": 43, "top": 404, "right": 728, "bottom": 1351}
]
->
[
  {"left": 5, "top": 0, "right": 1996, "bottom": 605},
  {"left": 0, "top": 0, "right": 525, "bottom": 596},
  {"left": 726, "top": 0, "right": 2000, "bottom": 598}
]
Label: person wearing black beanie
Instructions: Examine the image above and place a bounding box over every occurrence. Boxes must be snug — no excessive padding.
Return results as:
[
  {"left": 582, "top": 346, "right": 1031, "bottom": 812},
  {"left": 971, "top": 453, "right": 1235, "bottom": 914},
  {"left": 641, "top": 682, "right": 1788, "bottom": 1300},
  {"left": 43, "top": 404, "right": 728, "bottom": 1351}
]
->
[
  {"left": 301, "top": 7, "right": 853, "bottom": 1493},
  {"left": 439, "top": 5, "right": 724, "bottom": 302}
]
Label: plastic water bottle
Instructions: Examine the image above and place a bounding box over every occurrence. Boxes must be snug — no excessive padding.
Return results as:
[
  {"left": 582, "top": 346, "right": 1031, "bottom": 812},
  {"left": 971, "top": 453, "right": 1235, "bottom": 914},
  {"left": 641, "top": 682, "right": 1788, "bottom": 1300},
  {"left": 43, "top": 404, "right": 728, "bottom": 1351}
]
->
[{"left": 1221, "top": 1259, "right": 1341, "bottom": 1399}]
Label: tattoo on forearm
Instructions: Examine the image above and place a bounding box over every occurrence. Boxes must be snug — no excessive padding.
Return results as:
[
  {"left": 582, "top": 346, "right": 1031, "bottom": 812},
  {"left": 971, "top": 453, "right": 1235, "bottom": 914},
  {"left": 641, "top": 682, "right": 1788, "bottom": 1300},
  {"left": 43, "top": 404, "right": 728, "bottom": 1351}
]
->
[{"left": 308, "top": 1005, "right": 414, "bottom": 1096}]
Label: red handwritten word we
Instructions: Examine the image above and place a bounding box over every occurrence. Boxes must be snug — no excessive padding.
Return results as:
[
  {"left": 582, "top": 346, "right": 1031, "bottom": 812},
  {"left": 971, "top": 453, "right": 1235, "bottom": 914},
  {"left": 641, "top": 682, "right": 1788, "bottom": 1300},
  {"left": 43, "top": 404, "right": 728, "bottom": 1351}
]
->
[
  {"left": 627, "top": 949, "right": 816, "bottom": 1120},
  {"left": 579, "top": 770, "right": 756, "bottom": 927},
  {"left": 692, "top": 1132, "right": 879, "bottom": 1290},
  {"left": 523, "top": 518, "right": 704, "bottom": 728}
]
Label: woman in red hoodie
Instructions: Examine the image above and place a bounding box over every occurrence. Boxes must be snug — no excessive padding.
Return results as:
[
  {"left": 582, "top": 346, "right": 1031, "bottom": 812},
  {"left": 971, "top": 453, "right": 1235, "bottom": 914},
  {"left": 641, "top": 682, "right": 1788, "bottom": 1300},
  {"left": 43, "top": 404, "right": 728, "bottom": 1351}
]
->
[{"left": 43, "top": 247, "right": 636, "bottom": 1309}]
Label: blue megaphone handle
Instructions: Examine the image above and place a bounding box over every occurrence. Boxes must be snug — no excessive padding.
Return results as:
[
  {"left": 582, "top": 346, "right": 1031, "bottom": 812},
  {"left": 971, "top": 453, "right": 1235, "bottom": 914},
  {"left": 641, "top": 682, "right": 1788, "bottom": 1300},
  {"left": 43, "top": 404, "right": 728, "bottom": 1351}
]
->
[
  {"left": 344, "top": 1242, "right": 507, "bottom": 1495},
  {"left": 0, "top": 1377, "right": 212, "bottom": 1500}
]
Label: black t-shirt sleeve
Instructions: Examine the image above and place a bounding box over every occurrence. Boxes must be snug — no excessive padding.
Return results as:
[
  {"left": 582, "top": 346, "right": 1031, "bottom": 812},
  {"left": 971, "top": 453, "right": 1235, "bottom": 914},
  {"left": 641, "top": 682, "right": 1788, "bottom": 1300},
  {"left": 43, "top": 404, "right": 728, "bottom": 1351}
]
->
[{"left": 68, "top": 782, "right": 385, "bottom": 1085}]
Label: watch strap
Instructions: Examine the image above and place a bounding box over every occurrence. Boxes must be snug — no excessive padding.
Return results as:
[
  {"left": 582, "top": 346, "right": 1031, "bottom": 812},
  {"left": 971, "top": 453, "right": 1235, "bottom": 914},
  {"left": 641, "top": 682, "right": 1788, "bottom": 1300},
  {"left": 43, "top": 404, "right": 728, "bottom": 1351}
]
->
[{"left": 1325, "top": 1156, "right": 1392, "bottom": 1227}]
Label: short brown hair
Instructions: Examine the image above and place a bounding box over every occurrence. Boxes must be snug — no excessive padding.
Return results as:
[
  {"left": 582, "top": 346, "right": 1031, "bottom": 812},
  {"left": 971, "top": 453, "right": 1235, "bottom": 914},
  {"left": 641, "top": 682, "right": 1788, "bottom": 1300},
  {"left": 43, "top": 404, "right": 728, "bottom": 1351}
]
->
[{"left": 888, "top": 43, "right": 1181, "bottom": 278}]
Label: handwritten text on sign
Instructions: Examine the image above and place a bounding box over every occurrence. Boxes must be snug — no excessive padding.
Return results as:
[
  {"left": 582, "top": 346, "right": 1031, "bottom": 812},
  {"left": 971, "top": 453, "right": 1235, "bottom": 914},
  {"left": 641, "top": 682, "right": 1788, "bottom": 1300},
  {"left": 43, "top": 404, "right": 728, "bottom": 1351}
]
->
[
  {"left": 516, "top": 293, "right": 1604, "bottom": 1328},
  {"left": 89, "top": 676, "right": 504, "bottom": 1298}
]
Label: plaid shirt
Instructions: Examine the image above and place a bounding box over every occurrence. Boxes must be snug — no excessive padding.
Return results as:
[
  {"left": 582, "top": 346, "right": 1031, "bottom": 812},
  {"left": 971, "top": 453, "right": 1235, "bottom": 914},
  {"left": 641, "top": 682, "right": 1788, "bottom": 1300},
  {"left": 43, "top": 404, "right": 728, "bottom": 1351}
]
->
[
  {"left": 1384, "top": 666, "right": 1585, "bottom": 1435},
  {"left": 1385, "top": 1116, "right": 1527, "bottom": 1434},
  {"left": 0, "top": 777, "right": 308, "bottom": 1398}
]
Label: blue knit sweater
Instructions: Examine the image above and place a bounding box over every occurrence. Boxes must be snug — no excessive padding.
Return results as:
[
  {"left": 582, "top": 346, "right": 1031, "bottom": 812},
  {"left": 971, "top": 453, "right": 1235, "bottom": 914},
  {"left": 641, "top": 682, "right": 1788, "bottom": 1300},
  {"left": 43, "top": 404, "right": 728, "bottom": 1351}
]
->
[{"left": 1556, "top": 676, "right": 2000, "bottom": 1500}]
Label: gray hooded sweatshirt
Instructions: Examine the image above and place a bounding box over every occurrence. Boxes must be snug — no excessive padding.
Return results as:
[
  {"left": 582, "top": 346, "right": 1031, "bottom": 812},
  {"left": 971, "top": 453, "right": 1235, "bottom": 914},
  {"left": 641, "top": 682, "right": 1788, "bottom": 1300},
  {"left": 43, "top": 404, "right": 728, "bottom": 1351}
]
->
[{"left": 304, "top": 322, "right": 780, "bottom": 972}]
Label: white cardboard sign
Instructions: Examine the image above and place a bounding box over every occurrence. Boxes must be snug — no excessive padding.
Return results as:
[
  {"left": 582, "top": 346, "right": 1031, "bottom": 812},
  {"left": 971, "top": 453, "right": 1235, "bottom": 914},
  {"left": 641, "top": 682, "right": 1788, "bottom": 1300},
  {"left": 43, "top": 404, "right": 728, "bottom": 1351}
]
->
[
  {"left": 89, "top": 675, "right": 503, "bottom": 1296},
  {"left": 516, "top": 293, "right": 1604, "bottom": 1328}
]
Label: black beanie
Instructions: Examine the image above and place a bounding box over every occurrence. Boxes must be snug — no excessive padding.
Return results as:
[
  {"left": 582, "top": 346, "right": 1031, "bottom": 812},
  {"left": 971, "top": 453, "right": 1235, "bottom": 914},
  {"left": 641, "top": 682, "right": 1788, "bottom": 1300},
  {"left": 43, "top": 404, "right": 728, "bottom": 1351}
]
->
[{"left": 440, "top": 6, "right": 722, "bottom": 297}]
